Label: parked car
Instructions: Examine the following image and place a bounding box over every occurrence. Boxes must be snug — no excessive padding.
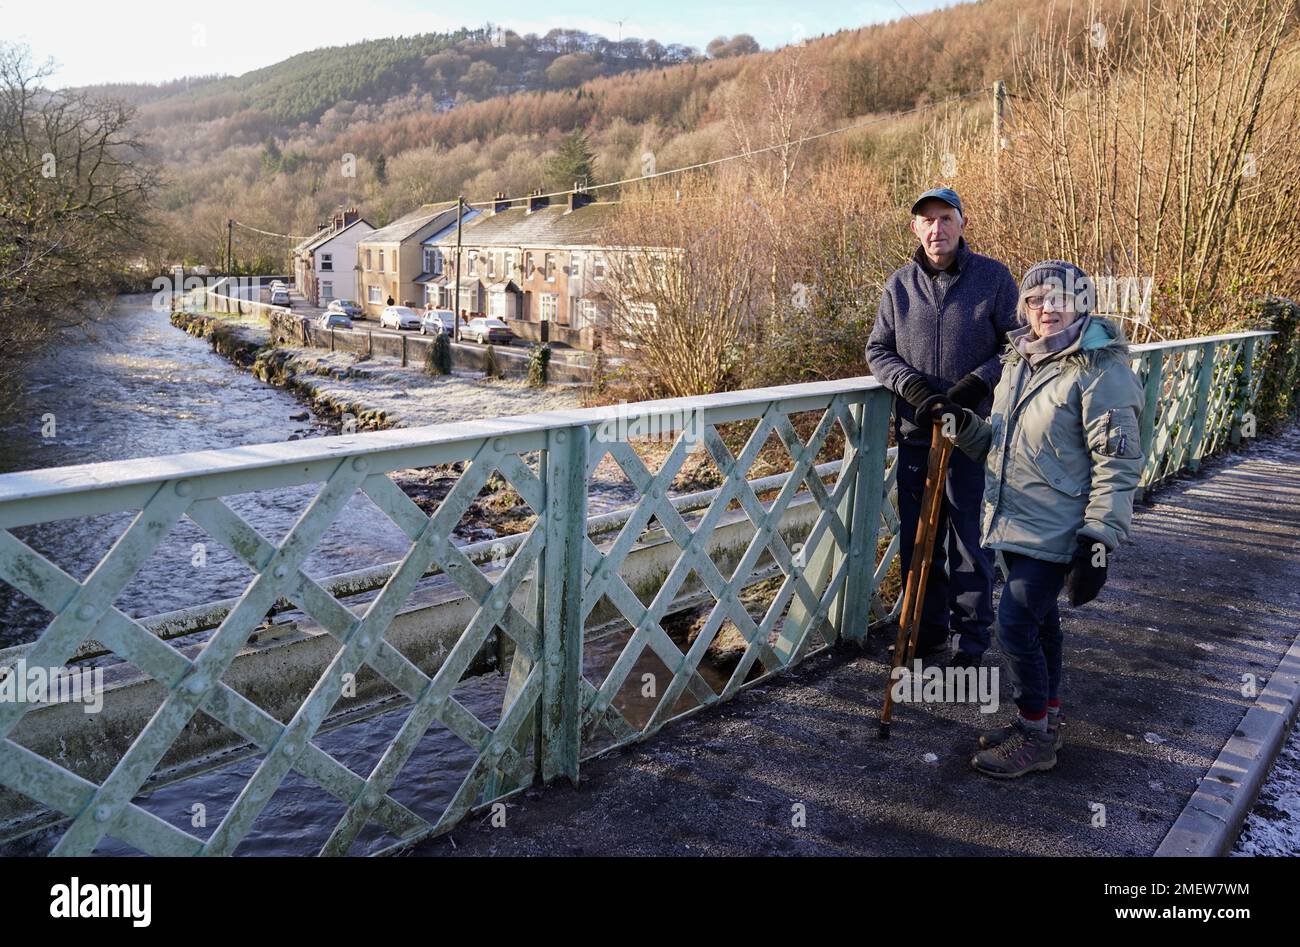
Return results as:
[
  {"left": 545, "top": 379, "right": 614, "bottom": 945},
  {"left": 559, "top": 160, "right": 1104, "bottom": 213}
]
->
[
  {"left": 270, "top": 288, "right": 291, "bottom": 308},
  {"left": 327, "top": 299, "right": 363, "bottom": 319},
  {"left": 380, "top": 305, "right": 422, "bottom": 330},
  {"left": 420, "top": 309, "right": 454, "bottom": 335},
  {"left": 318, "top": 312, "right": 353, "bottom": 330},
  {"left": 465, "top": 317, "right": 513, "bottom": 344}
]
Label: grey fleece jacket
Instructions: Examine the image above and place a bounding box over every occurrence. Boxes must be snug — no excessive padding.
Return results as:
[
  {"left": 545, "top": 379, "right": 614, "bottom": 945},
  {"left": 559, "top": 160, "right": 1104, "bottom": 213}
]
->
[{"left": 866, "top": 238, "right": 1022, "bottom": 445}]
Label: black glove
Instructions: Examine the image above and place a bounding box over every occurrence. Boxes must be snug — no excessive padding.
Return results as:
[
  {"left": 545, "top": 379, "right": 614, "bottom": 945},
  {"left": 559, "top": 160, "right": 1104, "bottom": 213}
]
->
[
  {"left": 947, "top": 372, "right": 992, "bottom": 410},
  {"left": 1066, "top": 534, "right": 1109, "bottom": 607},
  {"left": 898, "top": 374, "right": 939, "bottom": 409},
  {"left": 916, "top": 392, "right": 970, "bottom": 435}
]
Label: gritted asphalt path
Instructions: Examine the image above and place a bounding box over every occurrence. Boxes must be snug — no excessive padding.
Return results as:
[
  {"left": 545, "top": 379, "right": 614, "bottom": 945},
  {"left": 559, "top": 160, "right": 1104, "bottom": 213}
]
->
[{"left": 409, "top": 427, "right": 1300, "bottom": 857}]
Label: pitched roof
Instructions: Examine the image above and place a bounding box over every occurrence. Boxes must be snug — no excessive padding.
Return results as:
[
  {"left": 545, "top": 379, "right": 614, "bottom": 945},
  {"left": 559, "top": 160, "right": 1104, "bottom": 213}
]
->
[
  {"left": 362, "top": 203, "right": 465, "bottom": 245},
  {"left": 434, "top": 201, "right": 621, "bottom": 248},
  {"left": 299, "top": 217, "right": 374, "bottom": 254}
]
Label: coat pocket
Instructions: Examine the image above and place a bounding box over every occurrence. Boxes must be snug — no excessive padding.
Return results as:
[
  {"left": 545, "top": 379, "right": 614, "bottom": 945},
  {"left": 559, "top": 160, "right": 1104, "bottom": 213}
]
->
[{"left": 1027, "top": 444, "right": 1089, "bottom": 497}]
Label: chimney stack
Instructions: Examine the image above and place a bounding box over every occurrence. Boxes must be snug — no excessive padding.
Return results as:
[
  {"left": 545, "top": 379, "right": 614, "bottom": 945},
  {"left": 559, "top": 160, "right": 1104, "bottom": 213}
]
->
[
  {"left": 493, "top": 191, "right": 511, "bottom": 214},
  {"left": 526, "top": 188, "right": 549, "bottom": 214},
  {"left": 567, "top": 182, "right": 593, "bottom": 213}
]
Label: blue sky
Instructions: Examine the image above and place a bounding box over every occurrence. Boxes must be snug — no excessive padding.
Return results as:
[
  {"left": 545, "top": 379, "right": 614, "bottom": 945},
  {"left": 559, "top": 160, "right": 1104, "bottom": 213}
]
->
[{"left": 1, "top": 0, "right": 952, "bottom": 88}]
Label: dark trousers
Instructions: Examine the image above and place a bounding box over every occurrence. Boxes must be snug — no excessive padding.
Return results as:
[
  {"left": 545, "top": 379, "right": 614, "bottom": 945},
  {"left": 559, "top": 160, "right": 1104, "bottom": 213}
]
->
[
  {"left": 896, "top": 439, "right": 994, "bottom": 655},
  {"left": 996, "top": 551, "right": 1069, "bottom": 717}
]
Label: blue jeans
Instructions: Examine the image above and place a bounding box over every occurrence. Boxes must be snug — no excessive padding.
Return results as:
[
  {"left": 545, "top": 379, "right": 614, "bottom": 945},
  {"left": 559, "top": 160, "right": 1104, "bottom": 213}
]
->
[
  {"left": 896, "top": 439, "right": 995, "bottom": 655},
  {"left": 996, "top": 551, "right": 1070, "bottom": 716}
]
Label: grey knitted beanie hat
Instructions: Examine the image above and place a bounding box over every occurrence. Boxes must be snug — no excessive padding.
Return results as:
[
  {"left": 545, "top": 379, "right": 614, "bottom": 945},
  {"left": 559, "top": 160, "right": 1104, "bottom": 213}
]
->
[{"left": 1019, "top": 260, "right": 1096, "bottom": 318}]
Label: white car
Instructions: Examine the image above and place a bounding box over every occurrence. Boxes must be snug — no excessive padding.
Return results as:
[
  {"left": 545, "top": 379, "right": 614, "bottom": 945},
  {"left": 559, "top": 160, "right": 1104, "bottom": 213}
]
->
[
  {"left": 270, "top": 288, "right": 291, "bottom": 307},
  {"left": 380, "top": 305, "right": 422, "bottom": 330},
  {"left": 420, "top": 309, "right": 455, "bottom": 335}
]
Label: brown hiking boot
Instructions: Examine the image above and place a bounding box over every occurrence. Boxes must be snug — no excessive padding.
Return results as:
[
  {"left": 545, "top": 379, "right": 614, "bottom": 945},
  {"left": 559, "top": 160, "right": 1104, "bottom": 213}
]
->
[
  {"left": 979, "top": 712, "right": 1064, "bottom": 752},
  {"left": 971, "top": 717, "right": 1057, "bottom": 778}
]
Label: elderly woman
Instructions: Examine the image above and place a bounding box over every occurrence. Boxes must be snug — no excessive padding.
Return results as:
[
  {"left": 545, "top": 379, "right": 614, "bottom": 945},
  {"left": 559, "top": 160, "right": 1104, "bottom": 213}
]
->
[{"left": 919, "top": 260, "right": 1145, "bottom": 779}]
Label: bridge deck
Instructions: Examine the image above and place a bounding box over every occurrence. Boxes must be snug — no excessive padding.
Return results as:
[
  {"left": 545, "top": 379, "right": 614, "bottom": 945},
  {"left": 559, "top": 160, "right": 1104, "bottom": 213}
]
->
[{"left": 411, "top": 426, "right": 1300, "bottom": 856}]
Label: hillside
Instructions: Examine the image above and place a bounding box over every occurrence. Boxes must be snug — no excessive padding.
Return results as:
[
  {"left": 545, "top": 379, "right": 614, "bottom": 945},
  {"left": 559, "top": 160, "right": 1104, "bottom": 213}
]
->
[{"left": 111, "top": 0, "right": 1149, "bottom": 269}]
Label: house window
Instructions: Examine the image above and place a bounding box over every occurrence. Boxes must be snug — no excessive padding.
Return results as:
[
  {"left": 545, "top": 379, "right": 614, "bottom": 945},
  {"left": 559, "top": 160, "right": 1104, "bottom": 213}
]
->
[
  {"left": 545, "top": 253, "right": 556, "bottom": 281},
  {"left": 576, "top": 298, "right": 599, "bottom": 329},
  {"left": 378, "top": 250, "right": 385, "bottom": 272},
  {"left": 433, "top": 249, "right": 443, "bottom": 274},
  {"left": 593, "top": 255, "right": 605, "bottom": 279},
  {"left": 423, "top": 248, "right": 435, "bottom": 274},
  {"left": 489, "top": 292, "right": 506, "bottom": 320},
  {"left": 524, "top": 252, "right": 535, "bottom": 276},
  {"left": 487, "top": 253, "right": 496, "bottom": 278},
  {"left": 368, "top": 285, "right": 382, "bottom": 303},
  {"left": 505, "top": 251, "right": 515, "bottom": 276},
  {"left": 365, "top": 249, "right": 372, "bottom": 270},
  {"left": 467, "top": 250, "right": 477, "bottom": 275},
  {"left": 539, "top": 293, "right": 557, "bottom": 321},
  {"left": 425, "top": 285, "right": 438, "bottom": 307},
  {"left": 570, "top": 254, "right": 582, "bottom": 281},
  {"left": 321, "top": 281, "right": 334, "bottom": 301},
  {"left": 320, "top": 253, "right": 333, "bottom": 272}
]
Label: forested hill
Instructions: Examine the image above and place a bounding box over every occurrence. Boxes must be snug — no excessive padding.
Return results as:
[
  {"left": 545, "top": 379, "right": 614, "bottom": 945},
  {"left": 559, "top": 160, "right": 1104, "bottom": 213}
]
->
[{"left": 80, "top": 26, "right": 700, "bottom": 128}]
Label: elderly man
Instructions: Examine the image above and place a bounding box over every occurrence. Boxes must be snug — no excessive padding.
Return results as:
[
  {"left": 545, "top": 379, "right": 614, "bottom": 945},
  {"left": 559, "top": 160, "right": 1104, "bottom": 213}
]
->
[{"left": 866, "top": 187, "right": 1020, "bottom": 668}]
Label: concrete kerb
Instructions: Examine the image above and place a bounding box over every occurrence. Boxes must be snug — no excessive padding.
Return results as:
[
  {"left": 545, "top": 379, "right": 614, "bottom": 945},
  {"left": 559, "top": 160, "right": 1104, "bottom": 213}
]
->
[{"left": 1155, "top": 630, "right": 1300, "bottom": 856}]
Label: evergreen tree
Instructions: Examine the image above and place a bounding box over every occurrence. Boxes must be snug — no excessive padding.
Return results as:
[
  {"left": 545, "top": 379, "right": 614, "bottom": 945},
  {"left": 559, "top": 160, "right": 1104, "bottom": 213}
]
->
[{"left": 545, "top": 132, "right": 597, "bottom": 191}]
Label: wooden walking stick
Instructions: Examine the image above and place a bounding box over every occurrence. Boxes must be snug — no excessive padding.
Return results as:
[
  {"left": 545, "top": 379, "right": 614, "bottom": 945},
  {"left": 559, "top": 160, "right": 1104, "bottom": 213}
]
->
[{"left": 878, "top": 417, "right": 954, "bottom": 739}]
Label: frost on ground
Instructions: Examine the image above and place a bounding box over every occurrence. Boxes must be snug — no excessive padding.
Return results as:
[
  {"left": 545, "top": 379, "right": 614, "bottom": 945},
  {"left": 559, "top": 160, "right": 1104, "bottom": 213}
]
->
[
  {"left": 1233, "top": 718, "right": 1300, "bottom": 855},
  {"left": 278, "top": 347, "right": 583, "bottom": 427}
]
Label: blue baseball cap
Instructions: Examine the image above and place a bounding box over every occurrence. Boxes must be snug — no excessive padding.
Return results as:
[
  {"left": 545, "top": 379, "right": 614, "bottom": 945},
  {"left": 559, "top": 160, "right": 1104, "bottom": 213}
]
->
[{"left": 910, "top": 187, "right": 963, "bottom": 216}]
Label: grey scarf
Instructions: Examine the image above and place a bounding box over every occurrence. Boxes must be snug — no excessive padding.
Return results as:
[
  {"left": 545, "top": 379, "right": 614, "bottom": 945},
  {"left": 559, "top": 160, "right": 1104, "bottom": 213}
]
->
[{"left": 1014, "top": 315, "right": 1091, "bottom": 369}]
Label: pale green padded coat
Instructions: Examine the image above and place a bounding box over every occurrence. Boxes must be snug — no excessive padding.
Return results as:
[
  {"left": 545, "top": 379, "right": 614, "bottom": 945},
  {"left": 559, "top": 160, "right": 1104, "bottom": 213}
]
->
[{"left": 952, "top": 316, "right": 1146, "bottom": 563}]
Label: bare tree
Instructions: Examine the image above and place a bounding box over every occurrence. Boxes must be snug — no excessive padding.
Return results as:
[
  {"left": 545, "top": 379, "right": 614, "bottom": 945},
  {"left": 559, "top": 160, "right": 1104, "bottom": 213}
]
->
[
  {"left": 0, "top": 42, "right": 158, "bottom": 410},
  {"left": 601, "top": 173, "right": 763, "bottom": 398}
]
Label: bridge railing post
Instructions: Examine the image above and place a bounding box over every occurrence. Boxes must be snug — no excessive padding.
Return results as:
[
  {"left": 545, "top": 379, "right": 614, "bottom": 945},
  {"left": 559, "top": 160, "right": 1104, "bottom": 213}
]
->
[
  {"left": 1136, "top": 350, "right": 1162, "bottom": 501},
  {"left": 1231, "top": 336, "right": 1258, "bottom": 445},
  {"left": 840, "top": 388, "right": 893, "bottom": 644},
  {"left": 539, "top": 424, "right": 588, "bottom": 785},
  {"left": 1188, "top": 341, "right": 1217, "bottom": 472}
]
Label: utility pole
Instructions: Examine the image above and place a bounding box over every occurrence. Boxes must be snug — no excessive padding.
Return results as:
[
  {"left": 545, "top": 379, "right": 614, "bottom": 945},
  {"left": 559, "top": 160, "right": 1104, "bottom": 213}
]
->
[
  {"left": 992, "top": 80, "right": 1007, "bottom": 157},
  {"left": 226, "top": 219, "right": 234, "bottom": 277},
  {"left": 453, "top": 196, "right": 464, "bottom": 343},
  {"left": 992, "top": 80, "right": 1007, "bottom": 225}
]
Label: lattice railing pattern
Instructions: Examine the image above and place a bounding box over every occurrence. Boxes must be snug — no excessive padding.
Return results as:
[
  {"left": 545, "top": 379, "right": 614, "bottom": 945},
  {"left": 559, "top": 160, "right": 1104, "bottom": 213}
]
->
[{"left": 0, "top": 379, "right": 895, "bottom": 855}]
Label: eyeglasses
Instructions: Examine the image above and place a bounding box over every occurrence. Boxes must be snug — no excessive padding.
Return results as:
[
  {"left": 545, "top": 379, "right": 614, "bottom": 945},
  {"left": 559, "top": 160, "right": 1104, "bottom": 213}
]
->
[{"left": 1023, "top": 292, "right": 1074, "bottom": 311}]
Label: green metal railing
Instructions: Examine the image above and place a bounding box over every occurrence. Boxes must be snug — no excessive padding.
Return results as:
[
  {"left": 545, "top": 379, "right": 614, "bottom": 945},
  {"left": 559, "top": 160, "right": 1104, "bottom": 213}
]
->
[{"left": 0, "top": 328, "right": 1278, "bottom": 855}]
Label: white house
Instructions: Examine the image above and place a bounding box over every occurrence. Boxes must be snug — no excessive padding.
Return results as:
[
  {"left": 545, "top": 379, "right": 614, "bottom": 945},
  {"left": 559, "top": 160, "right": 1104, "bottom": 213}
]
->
[{"left": 292, "top": 207, "right": 374, "bottom": 306}]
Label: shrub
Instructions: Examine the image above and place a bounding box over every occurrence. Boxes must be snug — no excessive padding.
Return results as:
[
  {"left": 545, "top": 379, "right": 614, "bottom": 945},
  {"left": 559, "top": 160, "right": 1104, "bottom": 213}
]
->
[
  {"left": 425, "top": 331, "right": 452, "bottom": 375},
  {"left": 526, "top": 343, "right": 551, "bottom": 387}
]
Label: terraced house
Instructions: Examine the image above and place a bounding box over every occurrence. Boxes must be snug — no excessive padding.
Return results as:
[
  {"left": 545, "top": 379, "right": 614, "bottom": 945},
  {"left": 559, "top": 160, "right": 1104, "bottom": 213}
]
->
[
  {"left": 423, "top": 190, "right": 622, "bottom": 350},
  {"left": 291, "top": 207, "right": 373, "bottom": 307},
  {"left": 355, "top": 203, "right": 478, "bottom": 318}
]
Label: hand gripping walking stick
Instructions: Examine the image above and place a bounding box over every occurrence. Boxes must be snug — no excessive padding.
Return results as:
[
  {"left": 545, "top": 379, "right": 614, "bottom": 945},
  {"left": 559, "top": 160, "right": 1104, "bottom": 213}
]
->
[{"left": 878, "top": 416, "right": 954, "bottom": 739}]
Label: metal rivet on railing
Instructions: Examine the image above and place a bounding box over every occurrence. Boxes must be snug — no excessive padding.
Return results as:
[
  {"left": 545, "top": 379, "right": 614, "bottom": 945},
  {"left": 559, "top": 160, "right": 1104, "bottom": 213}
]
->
[
  {"left": 93, "top": 804, "right": 112, "bottom": 823},
  {"left": 555, "top": 430, "right": 567, "bottom": 443},
  {"left": 75, "top": 604, "right": 95, "bottom": 622},
  {"left": 282, "top": 741, "right": 298, "bottom": 756},
  {"left": 492, "top": 438, "right": 506, "bottom": 451},
  {"left": 175, "top": 480, "right": 193, "bottom": 497},
  {"left": 493, "top": 595, "right": 507, "bottom": 610},
  {"left": 185, "top": 675, "right": 206, "bottom": 695},
  {"left": 352, "top": 457, "right": 369, "bottom": 472},
  {"left": 364, "top": 790, "right": 381, "bottom": 807},
  {"left": 272, "top": 564, "right": 288, "bottom": 579},
  {"left": 358, "top": 634, "right": 373, "bottom": 649}
]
